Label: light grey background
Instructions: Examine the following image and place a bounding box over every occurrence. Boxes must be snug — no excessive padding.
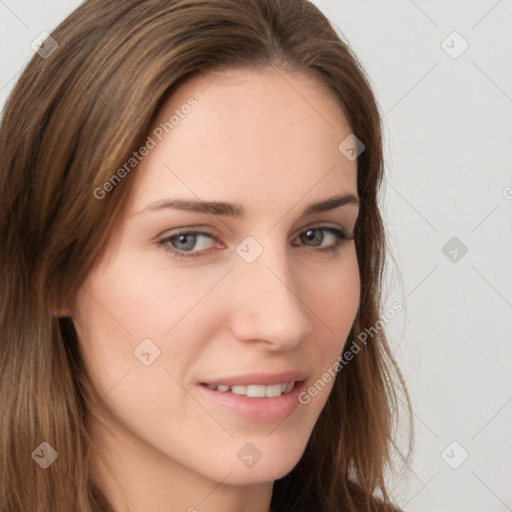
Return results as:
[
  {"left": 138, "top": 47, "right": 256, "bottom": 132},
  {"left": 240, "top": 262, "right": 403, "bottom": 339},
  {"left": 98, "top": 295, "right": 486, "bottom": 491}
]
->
[{"left": 1, "top": 1, "right": 511, "bottom": 511}]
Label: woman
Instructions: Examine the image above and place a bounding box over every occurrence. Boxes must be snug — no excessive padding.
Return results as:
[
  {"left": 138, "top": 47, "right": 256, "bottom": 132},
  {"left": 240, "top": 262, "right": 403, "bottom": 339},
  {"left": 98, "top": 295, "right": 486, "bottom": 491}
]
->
[{"left": 0, "top": 0, "right": 412, "bottom": 510}]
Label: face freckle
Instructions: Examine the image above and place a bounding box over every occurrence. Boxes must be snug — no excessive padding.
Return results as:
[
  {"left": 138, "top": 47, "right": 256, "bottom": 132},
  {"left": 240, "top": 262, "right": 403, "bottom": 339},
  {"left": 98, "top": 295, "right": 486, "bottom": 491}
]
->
[{"left": 71, "top": 67, "right": 361, "bottom": 507}]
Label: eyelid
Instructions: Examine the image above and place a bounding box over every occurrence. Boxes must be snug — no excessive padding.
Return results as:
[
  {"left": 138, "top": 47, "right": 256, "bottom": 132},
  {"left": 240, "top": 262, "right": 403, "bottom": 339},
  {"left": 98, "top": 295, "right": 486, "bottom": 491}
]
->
[{"left": 294, "top": 220, "right": 348, "bottom": 235}]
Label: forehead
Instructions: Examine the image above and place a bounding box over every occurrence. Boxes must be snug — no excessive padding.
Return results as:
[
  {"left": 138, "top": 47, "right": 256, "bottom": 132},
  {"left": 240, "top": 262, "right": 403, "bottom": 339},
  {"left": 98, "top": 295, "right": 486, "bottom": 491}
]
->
[{"left": 129, "top": 67, "right": 358, "bottom": 216}]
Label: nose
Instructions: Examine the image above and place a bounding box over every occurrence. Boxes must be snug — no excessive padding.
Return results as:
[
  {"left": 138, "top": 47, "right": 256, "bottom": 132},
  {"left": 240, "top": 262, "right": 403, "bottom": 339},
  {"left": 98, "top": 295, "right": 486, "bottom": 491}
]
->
[{"left": 227, "top": 242, "right": 314, "bottom": 350}]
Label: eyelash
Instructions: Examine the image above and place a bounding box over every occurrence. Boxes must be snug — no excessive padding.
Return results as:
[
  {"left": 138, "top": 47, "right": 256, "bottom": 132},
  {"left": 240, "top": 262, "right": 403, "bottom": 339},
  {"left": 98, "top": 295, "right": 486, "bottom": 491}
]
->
[{"left": 158, "top": 226, "right": 355, "bottom": 260}]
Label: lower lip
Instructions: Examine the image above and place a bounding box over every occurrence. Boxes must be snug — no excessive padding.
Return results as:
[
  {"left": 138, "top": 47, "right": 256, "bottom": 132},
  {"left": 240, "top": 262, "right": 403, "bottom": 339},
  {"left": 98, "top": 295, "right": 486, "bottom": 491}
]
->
[{"left": 197, "top": 381, "right": 305, "bottom": 423}]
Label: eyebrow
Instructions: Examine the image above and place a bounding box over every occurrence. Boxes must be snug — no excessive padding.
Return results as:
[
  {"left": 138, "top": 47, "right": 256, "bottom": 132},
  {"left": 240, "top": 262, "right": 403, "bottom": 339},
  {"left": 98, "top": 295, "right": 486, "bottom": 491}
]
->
[{"left": 142, "top": 193, "right": 359, "bottom": 218}]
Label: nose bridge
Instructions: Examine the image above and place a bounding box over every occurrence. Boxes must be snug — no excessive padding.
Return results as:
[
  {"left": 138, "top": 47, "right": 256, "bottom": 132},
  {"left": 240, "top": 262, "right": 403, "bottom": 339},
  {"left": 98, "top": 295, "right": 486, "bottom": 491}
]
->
[{"left": 228, "top": 236, "right": 314, "bottom": 346}]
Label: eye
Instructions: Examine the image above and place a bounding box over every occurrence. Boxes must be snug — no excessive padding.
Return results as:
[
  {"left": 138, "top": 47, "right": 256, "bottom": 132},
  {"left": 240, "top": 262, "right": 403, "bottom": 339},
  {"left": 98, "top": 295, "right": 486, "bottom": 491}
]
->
[
  {"left": 158, "top": 231, "right": 220, "bottom": 259},
  {"left": 158, "top": 226, "right": 354, "bottom": 260},
  {"left": 292, "top": 227, "right": 354, "bottom": 254}
]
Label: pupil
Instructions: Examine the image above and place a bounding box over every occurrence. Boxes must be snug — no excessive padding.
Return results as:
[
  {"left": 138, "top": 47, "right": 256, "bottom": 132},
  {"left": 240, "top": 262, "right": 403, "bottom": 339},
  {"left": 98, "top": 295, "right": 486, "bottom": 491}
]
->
[
  {"left": 303, "top": 229, "right": 322, "bottom": 246},
  {"left": 175, "top": 234, "right": 195, "bottom": 250}
]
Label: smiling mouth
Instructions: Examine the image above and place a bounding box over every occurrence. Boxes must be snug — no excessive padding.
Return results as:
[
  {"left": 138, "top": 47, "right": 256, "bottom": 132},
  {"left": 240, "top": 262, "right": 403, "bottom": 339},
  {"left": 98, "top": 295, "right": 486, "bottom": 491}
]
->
[{"left": 201, "top": 381, "right": 297, "bottom": 398}]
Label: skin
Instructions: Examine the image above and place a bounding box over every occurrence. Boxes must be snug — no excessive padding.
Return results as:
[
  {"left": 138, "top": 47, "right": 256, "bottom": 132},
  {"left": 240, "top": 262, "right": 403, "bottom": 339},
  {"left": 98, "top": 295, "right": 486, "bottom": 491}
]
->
[{"left": 67, "top": 66, "right": 360, "bottom": 512}]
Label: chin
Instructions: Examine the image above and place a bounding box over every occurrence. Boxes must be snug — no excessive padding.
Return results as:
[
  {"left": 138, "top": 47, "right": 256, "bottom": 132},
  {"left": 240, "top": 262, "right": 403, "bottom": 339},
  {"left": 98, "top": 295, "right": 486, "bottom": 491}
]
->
[{"left": 203, "top": 436, "right": 309, "bottom": 486}]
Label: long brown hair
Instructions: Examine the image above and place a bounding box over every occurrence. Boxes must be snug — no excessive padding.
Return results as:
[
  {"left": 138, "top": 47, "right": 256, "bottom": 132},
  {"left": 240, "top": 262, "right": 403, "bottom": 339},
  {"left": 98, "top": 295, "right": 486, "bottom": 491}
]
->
[{"left": 0, "top": 0, "right": 412, "bottom": 510}]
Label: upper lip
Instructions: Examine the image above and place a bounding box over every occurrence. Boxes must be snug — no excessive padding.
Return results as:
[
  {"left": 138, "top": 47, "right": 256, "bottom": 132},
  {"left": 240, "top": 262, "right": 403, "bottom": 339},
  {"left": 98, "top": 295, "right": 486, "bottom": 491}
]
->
[{"left": 201, "top": 371, "right": 308, "bottom": 387}]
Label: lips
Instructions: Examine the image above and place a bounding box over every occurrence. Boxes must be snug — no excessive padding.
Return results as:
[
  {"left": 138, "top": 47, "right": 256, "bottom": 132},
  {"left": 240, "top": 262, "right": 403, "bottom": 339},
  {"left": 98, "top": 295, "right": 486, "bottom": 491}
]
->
[
  {"left": 200, "top": 370, "right": 308, "bottom": 387},
  {"left": 197, "top": 376, "right": 307, "bottom": 422}
]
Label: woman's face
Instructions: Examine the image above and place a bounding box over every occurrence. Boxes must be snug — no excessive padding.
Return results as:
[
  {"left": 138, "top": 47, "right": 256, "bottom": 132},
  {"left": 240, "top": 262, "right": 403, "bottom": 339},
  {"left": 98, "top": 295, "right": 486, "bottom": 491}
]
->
[{"left": 70, "top": 67, "right": 360, "bottom": 498}]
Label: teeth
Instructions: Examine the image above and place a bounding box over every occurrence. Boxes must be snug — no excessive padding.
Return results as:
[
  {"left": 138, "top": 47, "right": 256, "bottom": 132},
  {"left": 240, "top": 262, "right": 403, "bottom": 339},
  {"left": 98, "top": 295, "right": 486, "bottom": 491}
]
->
[
  {"left": 231, "top": 385, "right": 247, "bottom": 395},
  {"left": 265, "top": 383, "right": 282, "bottom": 398},
  {"left": 284, "top": 381, "right": 294, "bottom": 393},
  {"left": 207, "top": 381, "right": 296, "bottom": 397}
]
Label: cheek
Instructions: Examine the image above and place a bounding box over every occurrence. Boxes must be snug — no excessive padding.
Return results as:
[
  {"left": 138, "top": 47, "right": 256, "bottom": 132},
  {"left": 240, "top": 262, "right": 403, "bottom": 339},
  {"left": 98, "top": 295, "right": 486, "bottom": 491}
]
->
[
  {"left": 305, "top": 247, "right": 360, "bottom": 340},
  {"left": 299, "top": 248, "right": 360, "bottom": 390},
  {"left": 74, "top": 246, "right": 226, "bottom": 349},
  {"left": 71, "top": 266, "right": 226, "bottom": 470},
  {"left": 70, "top": 252, "right": 234, "bottom": 437}
]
